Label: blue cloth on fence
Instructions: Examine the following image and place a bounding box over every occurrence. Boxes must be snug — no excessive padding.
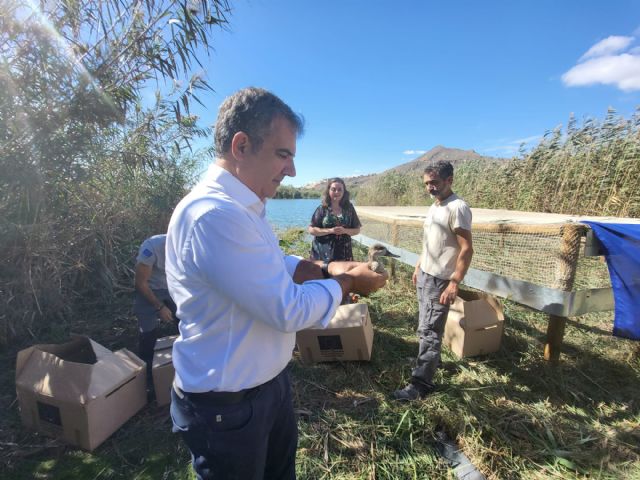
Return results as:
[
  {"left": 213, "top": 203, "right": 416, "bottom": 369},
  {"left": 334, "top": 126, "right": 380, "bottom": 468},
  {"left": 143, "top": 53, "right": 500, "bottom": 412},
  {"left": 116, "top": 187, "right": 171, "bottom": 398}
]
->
[{"left": 582, "top": 222, "right": 640, "bottom": 341}]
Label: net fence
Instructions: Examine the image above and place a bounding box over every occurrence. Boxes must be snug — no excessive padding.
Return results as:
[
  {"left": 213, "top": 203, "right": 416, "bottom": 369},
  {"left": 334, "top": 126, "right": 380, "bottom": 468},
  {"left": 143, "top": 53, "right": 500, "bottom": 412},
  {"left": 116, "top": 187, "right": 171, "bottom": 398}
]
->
[{"left": 357, "top": 213, "right": 610, "bottom": 291}]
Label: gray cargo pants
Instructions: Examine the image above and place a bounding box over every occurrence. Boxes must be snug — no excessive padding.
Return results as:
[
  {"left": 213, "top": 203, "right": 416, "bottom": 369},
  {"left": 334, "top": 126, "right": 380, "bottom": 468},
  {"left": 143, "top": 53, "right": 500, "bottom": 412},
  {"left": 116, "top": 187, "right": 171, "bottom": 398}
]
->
[{"left": 411, "top": 270, "right": 450, "bottom": 389}]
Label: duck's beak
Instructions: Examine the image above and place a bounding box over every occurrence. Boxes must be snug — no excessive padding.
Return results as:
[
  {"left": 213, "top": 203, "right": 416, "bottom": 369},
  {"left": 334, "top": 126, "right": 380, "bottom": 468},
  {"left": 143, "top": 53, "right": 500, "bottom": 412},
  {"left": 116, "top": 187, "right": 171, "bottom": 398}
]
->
[{"left": 383, "top": 250, "right": 400, "bottom": 258}]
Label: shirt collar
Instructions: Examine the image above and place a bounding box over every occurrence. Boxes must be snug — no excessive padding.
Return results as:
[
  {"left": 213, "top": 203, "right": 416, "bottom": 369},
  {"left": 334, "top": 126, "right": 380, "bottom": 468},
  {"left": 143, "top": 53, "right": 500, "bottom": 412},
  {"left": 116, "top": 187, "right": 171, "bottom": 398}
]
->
[
  {"left": 203, "top": 163, "right": 266, "bottom": 217},
  {"left": 435, "top": 192, "right": 458, "bottom": 206}
]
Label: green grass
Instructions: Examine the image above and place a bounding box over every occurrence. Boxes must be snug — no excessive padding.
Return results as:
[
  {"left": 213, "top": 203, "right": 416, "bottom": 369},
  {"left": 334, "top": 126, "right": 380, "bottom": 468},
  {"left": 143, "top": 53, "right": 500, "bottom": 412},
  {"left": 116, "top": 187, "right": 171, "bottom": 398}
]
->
[{"left": 1, "top": 231, "right": 639, "bottom": 479}]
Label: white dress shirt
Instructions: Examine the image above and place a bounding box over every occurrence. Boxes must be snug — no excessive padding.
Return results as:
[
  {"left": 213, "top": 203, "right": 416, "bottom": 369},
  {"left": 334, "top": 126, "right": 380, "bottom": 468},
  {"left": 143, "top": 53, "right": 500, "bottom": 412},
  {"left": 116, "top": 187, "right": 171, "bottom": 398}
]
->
[{"left": 166, "top": 164, "right": 343, "bottom": 393}]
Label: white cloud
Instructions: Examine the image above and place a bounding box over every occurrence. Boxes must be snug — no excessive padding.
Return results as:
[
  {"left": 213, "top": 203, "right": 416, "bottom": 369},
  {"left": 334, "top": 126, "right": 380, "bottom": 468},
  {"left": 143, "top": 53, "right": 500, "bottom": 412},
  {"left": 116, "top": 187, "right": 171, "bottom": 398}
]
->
[
  {"left": 563, "top": 34, "right": 640, "bottom": 92},
  {"left": 580, "top": 35, "right": 633, "bottom": 60},
  {"left": 563, "top": 53, "right": 640, "bottom": 91},
  {"left": 482, "top": 135, "right": 542, "bottom": 156},
  {"left": 511, "top": 135, "right": 542, "bottom": 145},
  {"left": 483, "top": 145, "right": 520, "bottom": 155},
  {"left": 403, "top": 149, "right": 427, "bottom": 155}
]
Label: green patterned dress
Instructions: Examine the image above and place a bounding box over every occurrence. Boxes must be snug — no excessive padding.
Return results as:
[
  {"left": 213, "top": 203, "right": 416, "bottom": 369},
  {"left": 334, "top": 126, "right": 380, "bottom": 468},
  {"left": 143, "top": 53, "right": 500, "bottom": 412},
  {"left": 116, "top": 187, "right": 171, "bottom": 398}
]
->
[{"left": 309, "top": 204, "right": 361, "bottom": 261}]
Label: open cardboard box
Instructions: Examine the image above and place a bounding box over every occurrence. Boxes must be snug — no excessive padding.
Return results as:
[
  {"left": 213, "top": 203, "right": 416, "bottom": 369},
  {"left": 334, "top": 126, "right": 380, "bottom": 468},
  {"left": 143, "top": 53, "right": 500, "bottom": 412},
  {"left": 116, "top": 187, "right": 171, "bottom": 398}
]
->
[
  {"left": 296, "top": 303, "right": 373, "bottom": 363},
  {"left": 152, "top": 335, "right": 178, "bottom": 406},
  {"left": 444, "top": 290, "right": 505, "bottom": 358},
  {"left": 15, "top": 335, "right": 147, "bottom": 451}
]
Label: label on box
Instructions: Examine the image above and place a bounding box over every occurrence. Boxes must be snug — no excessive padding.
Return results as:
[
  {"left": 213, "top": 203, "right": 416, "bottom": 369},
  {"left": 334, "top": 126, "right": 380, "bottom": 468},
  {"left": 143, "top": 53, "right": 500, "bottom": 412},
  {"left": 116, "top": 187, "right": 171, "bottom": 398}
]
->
[{"left": 317, "top": 335, "right": 344, "bottom": 357}]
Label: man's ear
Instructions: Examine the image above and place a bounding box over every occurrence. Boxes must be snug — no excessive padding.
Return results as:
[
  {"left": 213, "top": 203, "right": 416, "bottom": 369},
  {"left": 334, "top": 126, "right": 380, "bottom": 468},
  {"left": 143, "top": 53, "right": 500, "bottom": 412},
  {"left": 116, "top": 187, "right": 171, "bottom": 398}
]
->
[{"left": 231, "top": 132, "right": 250, "bottom": 159}]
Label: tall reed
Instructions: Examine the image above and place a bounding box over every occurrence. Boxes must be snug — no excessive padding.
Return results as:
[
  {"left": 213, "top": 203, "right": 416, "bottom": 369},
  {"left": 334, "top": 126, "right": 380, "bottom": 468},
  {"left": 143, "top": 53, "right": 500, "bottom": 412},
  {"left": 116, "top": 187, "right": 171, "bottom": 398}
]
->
[{"left": 357, "top": 109, "right": 640, "bottom": 218}]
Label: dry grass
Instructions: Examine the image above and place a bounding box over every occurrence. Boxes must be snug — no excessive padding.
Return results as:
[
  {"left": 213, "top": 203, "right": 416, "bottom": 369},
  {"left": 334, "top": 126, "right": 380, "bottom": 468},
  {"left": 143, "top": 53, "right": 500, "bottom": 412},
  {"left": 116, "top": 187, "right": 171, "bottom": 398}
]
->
[{"left": 0, "top": 232, "right": 638, "bottom": 479}]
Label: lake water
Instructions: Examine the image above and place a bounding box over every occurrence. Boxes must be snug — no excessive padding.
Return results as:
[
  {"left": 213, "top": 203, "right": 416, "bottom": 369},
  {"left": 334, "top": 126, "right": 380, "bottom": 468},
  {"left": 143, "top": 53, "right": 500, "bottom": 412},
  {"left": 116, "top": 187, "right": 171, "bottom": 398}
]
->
[{"left": 266, "top": 198, "right": 319, "bottom": 231}]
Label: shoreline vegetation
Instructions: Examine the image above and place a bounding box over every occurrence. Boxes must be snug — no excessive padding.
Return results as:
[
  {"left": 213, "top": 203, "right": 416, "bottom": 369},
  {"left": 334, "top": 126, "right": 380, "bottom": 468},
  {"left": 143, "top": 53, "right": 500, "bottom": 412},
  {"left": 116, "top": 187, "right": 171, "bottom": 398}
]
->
[
  {"left": 353, "top": 109, "right": 640, "bottom": 218},
  {"left": 273, "top": 185, "right": 321, "bottom": 199}
]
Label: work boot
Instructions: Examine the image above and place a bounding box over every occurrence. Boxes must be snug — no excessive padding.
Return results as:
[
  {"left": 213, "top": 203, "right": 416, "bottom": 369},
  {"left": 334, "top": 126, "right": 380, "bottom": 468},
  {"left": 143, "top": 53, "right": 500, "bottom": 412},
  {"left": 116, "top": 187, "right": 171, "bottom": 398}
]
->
[{"left": 392, "top": 383, "right": 431, "bottom": 401}]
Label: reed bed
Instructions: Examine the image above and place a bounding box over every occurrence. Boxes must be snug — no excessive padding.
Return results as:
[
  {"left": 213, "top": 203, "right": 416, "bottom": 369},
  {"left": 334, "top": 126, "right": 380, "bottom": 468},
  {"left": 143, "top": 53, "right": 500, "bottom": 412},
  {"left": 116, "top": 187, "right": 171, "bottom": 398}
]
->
[{"left": 357, "top": 109, "right": 640, "bottom": 219}]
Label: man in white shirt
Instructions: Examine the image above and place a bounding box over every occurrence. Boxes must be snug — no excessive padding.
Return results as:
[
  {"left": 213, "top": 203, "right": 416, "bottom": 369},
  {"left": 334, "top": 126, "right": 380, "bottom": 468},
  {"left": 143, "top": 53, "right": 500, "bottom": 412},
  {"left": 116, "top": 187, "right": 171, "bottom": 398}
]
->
[
  {"left": 393, "top": 161, "right": 473, "bottom": 401},
  {"left": 166, "top": 87, "right": 387, "bottom": 479}
]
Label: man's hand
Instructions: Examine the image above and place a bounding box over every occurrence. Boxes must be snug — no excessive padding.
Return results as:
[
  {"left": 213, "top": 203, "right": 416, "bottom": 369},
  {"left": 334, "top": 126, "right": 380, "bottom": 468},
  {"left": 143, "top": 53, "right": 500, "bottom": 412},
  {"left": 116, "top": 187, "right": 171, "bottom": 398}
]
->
[
  {"left": 158, "top": 305, "right": 174, "bottom": 323},
  {"left": 335, "top": 262, "right": 388, "bottom": 297},
  {"left": 327, "top": 260, "right": 359, "bottom": 275},
  {"left": 439, "top": 281, "right": 459, "bottom": 305},
  {"left": 293, "top": 259, "right": 387, "bottom": 296},
  {"left": 332, "top": 226, "right": 346, "bottom": 235},
  {"left": 293, "top": 259, "right": 359, "bottom": 283},
  {"left": 412, "top": 268, "right": 419, "bottom": 287}
]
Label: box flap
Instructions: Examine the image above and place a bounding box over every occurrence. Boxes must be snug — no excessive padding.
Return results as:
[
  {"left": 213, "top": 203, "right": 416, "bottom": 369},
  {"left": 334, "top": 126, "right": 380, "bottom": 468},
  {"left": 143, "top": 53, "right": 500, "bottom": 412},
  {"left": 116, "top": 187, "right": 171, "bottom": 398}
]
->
[
  {"left": 29, "top": 335, "right": 98, "bottom": 363},
  {"left": 152, "top": 349, "right": 173, "bottom": 369},
  {"left": 457, "top": 290, "right": 485, "bottom": 303},
  {"left": 154, "top": 335, "right": 178, "bottom": 352},
  {"left": 15, "top": 346, "right": 35, "bottom": 380},
  {"left": 114, "top": 349, "right": 146, "bottom": 369},
  {"left": 86, "top": 349, "right": 144, "bottom": 399},
  {"left": 327, "top": 304, "right": 369, "bottom": 329},
  {"left": 15, "top": 337, "right": 144, "bottom": 403},
  {"left": 452, "top": 292, "right": 504, "bottom": 330}
]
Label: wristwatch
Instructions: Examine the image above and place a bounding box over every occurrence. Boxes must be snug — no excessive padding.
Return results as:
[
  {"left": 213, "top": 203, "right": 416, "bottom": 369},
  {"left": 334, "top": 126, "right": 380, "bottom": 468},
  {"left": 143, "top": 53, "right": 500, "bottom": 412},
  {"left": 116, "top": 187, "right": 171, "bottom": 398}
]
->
[{"left": 321, "top": 260, "right": 332, "bottom": 279}]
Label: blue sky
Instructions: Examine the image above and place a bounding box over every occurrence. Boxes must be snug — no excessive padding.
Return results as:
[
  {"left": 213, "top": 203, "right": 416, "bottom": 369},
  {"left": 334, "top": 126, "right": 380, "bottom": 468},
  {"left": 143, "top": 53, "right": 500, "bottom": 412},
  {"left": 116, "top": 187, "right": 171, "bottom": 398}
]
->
[{"left": 182, "top": 0, "right": 640, "bottom": 187}]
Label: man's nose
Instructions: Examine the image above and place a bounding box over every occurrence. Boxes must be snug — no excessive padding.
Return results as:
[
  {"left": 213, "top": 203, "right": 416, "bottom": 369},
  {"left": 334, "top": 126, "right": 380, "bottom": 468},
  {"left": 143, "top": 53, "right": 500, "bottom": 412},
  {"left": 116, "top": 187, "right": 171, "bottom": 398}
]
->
[{"left": 284, "top": 158, "right": 296, "bottom": 177}]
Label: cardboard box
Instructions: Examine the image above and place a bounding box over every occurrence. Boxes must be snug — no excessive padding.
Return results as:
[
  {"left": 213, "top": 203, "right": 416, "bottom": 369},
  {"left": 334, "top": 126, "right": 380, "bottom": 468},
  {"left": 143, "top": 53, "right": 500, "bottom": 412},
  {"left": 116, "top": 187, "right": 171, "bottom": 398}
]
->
[
  {"left": 444, "top": 290, "right": 505, "bottom": 358},
  {"left": 296, "top": 303, "right": 374, "bottom": 363},
  {"left": 15, "top": 336, "right": 147, "bottom": 451},
  {"left": 152, "top": 335, "right": 177, "bottom": 406}
]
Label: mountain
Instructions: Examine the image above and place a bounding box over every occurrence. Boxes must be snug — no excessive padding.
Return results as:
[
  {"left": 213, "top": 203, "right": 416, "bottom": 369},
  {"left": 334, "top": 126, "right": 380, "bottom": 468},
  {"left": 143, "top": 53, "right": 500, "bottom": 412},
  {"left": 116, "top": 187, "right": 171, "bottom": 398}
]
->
[
  {"left": 303, "top": 146, "right": 505, "bottom": 191},
  {"left": 386, "top": 145, "right": 504, "bottom": 177}
]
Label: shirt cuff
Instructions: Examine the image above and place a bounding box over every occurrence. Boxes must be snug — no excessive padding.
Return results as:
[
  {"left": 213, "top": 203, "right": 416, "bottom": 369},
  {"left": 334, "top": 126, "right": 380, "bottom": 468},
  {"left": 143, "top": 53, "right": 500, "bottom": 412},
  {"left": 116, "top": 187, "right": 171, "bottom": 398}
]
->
[
  {"left": 323, "top": 277, "right": 344, "bottom": 303},
  {"left": 313, "top": 277, "right": 343, "bottom": 304},
  {"left": 284, "top": 255, "right": 303, "bottom": 277},
  {"left": 304, "top": 277, "right": 344, "bottom": 329}
]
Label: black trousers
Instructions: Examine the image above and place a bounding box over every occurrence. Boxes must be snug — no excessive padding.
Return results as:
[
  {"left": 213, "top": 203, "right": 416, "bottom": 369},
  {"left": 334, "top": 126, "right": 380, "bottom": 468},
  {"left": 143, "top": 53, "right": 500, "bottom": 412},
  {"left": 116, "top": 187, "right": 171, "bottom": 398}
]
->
[
  {"left": 170, "top": 368, "right": 297, "bottom": 480},
  {"left": 137, "top": 298, "right": 178, "bottom": 380}
]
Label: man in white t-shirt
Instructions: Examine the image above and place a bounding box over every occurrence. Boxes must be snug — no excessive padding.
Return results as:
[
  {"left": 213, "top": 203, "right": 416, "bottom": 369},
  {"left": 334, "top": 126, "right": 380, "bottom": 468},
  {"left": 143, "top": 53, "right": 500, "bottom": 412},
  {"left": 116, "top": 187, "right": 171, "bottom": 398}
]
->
[{"left": 393, "top": 161, "right": 474, "bottom": 401}]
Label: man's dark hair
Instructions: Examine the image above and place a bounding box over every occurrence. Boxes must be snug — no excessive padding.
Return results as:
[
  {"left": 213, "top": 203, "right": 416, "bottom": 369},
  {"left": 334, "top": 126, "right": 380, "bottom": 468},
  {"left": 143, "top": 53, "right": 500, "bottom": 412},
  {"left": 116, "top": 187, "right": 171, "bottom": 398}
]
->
[
  {"left": 214, "top": 87, "right": 305, "bottom": 155},
  {"left": 424, "top": 160, "right": 454, "bottom": 180}
]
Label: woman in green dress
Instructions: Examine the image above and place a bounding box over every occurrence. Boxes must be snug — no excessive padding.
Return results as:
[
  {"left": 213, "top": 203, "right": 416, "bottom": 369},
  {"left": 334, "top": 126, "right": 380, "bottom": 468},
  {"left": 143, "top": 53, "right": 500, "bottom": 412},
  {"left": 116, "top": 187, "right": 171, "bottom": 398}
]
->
[{"left": 308, "top": 178, "right": 361, "bottom": 261}]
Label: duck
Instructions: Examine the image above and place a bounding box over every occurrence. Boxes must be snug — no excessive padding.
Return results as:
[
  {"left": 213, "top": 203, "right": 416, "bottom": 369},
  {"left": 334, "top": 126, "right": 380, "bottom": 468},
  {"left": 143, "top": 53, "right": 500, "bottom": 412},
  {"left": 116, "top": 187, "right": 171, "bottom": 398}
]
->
[
  {"left": 368, "top": 244, "right": 400, "bottom": 274},
  {"left": 342, "top": 244, "right": 400, "bottom": 305}
]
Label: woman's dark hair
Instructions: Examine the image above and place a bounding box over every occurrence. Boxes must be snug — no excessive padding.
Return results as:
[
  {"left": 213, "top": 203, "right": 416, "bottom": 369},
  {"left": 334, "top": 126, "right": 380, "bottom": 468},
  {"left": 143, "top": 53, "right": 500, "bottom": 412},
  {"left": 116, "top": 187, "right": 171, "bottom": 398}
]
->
[{"left": 321, "top": 177, "right": 350, "bottom": 209}]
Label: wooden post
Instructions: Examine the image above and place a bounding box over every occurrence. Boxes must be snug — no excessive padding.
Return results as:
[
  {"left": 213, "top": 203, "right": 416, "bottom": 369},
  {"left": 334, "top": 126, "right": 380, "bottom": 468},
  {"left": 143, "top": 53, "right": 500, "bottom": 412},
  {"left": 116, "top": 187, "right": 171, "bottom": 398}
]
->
[
  {"left": 544, "top": 315, "right": 567, "bottom": 362},
  {"left": 390, "top": 221, "right": 399, "bottom": 278},
  {"left": 544, "top": 224, "right": 585, "bottom": 362}
]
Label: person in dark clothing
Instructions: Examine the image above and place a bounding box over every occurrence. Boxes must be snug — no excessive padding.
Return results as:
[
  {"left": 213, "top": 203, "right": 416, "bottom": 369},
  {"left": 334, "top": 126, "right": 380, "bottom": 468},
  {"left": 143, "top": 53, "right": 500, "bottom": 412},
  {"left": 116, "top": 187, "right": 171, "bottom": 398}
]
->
[
  {"left": 308, "top": 177, "right": 361, "bottom": 262},
  {"left": 133, "top": 234, "right": 178, "bottom": 383}
]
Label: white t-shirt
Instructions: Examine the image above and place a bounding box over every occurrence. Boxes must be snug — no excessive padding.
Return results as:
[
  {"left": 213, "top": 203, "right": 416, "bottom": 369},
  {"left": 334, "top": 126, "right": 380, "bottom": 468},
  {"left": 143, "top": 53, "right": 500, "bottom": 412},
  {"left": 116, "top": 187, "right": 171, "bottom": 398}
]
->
[{"left": 419, "top": 193, "right": 472, "bottom": 280}]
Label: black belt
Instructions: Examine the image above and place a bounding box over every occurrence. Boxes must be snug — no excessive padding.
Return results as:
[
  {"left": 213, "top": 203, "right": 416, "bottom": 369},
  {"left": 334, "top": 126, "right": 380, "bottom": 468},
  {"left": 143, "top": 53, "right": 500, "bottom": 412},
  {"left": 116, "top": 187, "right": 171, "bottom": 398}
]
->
[{"left": 173, "top": 381, "right": 258, "bottom": 406}]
